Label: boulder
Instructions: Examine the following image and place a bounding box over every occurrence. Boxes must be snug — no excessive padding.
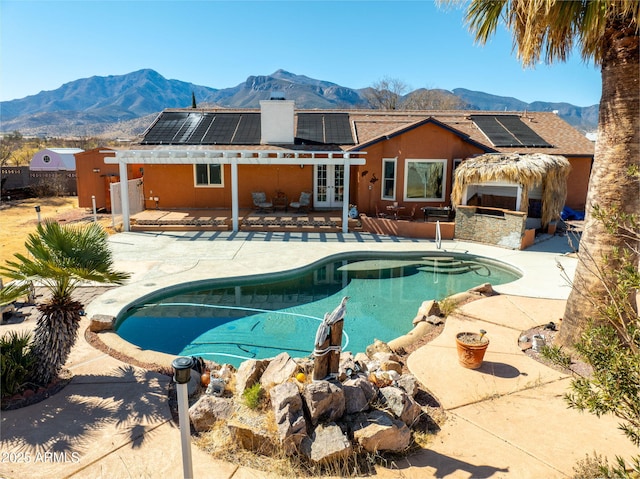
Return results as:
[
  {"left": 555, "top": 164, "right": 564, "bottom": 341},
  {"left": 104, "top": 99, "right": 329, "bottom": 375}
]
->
[
  {"left": 365, "top": 339, "right": 392, "bottom": 357},
  {"left": 188, "top": 395, "right": 233, "bottom": 432},
  {"left": 271, "top": 381, "right": 307, "bottom": 449},
  {"left": 302, "top": 380, "right": 345, "bottom": 426},
  {"left": 235, "top": 359, "right": 268, "bottom": 395},
  {"left": 378, "top": 386, "right": 423, "bottom": 427},
  {"left": 343, "top": 376, "right": 376, "bottom": 414},
  {"left": 379, "top": 360, "right": 403, "bottom": 375},
  {"left": 412, "top": 300, "right": 441, "bottom": 325},
  {"left": 260, "top": 352, "right": 298, "bottom": 389},
  {"left": 227, "top": 419, "right": 276, "bottom": 455},
  {"left": 396, "top": 374, "right": 419, "bottom": 398},
  {"left": 300, "top": 423, "right": 353, "bottom": 464},
  {"left": 89, "top": 314, "right": 115, "bottom": 332},
  {"left": 349, "top": 410, "right": 411, "bottom": 453}
]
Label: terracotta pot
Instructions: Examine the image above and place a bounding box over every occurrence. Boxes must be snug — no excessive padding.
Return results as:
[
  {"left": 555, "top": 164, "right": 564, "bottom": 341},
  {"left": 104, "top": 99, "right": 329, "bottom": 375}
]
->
[{"left": 456, "top": 332, "right": 489, "bottom": 369}]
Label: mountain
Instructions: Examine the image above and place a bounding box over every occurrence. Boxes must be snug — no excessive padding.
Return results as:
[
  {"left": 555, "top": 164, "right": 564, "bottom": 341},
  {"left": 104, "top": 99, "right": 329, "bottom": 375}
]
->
[{"left": 0, "top": 69, "right": 598, "bottom": 138}]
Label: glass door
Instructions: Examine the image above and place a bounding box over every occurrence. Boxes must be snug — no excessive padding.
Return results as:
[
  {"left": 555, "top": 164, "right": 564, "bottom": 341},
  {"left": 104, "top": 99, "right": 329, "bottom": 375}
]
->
[{"left": 314, "top": 165, "right": 344, "bottom": 208}]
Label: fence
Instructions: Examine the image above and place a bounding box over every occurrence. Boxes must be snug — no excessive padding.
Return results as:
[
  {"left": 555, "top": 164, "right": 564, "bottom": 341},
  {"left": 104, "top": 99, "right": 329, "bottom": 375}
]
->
[
  {"left": 1, "top": 167, "right": 77, "bottom": 198},
  {"left": 110, "top": 178, "right": 144, "bottom": 227}
]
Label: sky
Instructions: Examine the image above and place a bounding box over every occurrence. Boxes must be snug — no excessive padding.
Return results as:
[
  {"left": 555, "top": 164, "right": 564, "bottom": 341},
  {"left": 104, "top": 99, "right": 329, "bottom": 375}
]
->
[{"left": 0, "top": 0, "right": 601, "bottom": 106}]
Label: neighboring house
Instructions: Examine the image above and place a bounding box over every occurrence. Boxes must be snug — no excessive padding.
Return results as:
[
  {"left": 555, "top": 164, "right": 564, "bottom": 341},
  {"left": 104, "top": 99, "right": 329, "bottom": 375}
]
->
[
  {"left": 30, "top": 148, "right": 83, "bottom": 171},
  {"left": 103, "top": 99, "right": 594, "bottom": 233}
]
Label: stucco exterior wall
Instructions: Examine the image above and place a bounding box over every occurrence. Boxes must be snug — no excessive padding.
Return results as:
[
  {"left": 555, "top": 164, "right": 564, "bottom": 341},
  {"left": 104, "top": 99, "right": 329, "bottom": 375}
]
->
[
  {"left": 354, "top": 122, "right": 486, "bottom": 217},
  {"left": 565, "top": 157, "right": 591, "bottom": 210},
  {"left": 75, "top": 149, "right": 142, "bottom": 210}
]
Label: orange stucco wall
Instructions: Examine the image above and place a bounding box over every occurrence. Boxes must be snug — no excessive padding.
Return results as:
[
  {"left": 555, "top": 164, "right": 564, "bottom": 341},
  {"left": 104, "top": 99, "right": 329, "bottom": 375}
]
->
[
  {"left": 140, "top": 163, "right": 313, "bottom": 209},
  {"left": 75, "top": 149, "right": 143, "bottom": 211},
  {"left": 565, "top": 157, "right": 592, "bottom": 210},
  {"left": 354, "top": 122, "right": 486, "bottom": 217}
]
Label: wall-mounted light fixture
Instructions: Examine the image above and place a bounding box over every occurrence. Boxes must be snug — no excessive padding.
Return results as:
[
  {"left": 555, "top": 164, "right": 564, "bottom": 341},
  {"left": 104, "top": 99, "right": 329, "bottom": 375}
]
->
[
  {"left": 92, "top": 168, "right": 101, "bottom": 173},
  {"left": 299, "top": 164, "right": 305, "bottom": 169}
]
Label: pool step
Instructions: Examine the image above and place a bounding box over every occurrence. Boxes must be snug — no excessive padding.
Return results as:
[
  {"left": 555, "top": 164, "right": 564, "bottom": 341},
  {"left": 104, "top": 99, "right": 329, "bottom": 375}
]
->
[{"left": 418, "top": 263, "right": 483, "bottom": 274}]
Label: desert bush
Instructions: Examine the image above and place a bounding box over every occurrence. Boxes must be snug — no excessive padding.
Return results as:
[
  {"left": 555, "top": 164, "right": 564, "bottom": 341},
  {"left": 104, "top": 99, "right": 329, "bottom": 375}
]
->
[
  {"left": 1, "top": 330, "right": 36, "bottom": 397},
  {"left": 242, "top": 383, "right": 264, "bottom": 410}
]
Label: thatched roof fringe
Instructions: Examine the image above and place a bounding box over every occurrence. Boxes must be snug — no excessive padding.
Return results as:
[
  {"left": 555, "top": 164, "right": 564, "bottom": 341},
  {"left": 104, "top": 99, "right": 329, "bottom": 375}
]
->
[{"left": 451, "top": 153, "right": 571, "bottom": 227}]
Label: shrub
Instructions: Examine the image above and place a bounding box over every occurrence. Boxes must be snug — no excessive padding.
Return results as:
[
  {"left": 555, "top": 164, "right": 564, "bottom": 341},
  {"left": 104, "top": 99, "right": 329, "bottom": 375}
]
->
[
  {"left": 242, "top": 383, "right": 263, "bottom": 410},
  {"left": 1, "top": 330, "right": 36, "bottom": 397}
]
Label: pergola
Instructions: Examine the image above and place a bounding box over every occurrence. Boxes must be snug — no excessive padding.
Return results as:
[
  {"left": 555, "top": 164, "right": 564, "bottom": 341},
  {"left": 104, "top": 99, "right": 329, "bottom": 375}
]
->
[{"left": 104, "top": 149, "right": 366, "bottom": 233}]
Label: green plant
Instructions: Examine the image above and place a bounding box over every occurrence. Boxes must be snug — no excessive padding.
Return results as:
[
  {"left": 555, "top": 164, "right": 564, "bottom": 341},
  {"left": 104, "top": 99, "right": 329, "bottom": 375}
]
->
[
  {"left": 1, "top": 330, "right": 36, "bottom": 397},
  {"left": 540, "top": 344, "right": 573, "bottom": 370},
  {"left": 560, "top": 207, "right": 639, "bottom": 470},
  {"left": 242, "top": 383, "right": 263, "bottom": 410},
  {"left": 572, "top": 452, "right": 640, "bottom": 479},
  {"left": 437, "top": 296, "right": 458, "bottom": 317}
]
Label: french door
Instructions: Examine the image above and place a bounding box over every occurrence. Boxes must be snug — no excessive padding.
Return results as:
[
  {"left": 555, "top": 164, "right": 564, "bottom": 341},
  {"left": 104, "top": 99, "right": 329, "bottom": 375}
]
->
[{"left": 314, "top": 165, "right": 344, "bottom": 209}]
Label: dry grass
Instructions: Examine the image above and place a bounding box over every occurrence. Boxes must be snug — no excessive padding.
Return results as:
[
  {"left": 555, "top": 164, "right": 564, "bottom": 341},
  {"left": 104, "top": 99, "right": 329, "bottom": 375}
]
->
[{"left": 0, "top": 196, "right": 113, "bottom": 282}]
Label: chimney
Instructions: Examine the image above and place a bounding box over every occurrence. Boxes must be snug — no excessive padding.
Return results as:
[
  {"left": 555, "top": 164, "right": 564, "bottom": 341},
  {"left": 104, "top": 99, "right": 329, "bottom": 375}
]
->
[{"left": 260, "top": 95, "right": 294, "bottom": 145}]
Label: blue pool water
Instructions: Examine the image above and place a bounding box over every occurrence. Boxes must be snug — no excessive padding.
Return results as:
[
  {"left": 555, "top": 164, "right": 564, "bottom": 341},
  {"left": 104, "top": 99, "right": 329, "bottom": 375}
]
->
[{"left": 115, "top": 252, "right": 520, "bottom": 367}]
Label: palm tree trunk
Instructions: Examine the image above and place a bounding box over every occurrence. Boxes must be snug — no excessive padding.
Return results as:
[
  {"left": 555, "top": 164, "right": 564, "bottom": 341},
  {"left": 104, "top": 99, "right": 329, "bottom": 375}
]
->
[
  {"left": 31, "top": 298, "right": 84, "bottom": 385},
  {"left": 558, "top": 18, "right": 640, "bottom": 348}
]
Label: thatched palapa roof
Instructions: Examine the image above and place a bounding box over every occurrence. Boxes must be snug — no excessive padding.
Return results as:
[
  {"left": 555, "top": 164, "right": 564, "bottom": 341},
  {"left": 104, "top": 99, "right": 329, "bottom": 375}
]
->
[{"left": 451, "top": 153, "right": 571, "bottom": 227}]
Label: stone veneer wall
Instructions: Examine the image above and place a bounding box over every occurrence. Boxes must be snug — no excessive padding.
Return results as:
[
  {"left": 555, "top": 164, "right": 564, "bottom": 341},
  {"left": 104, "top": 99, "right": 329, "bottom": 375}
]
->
[{"left": 454, "top": 205, "right": 527, "bottom": 249}]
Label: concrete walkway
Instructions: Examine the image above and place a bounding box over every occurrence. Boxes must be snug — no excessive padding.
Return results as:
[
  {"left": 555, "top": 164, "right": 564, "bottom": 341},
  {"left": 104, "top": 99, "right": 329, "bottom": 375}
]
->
[{"left": 1, "top": 231, "right": 635, "bottom": 479}]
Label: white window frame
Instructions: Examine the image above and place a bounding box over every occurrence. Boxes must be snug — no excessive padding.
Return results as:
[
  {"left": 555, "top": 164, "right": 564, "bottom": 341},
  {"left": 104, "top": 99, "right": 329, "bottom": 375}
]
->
[
  {"left": 381, "top": 157, "right": 397, "bottom": 200},
  {"left": 403, "top": 159, "right": 447, "bottom": 202},
  {"left": 193, "top": 164, "right": 224, "bottom": 188}
]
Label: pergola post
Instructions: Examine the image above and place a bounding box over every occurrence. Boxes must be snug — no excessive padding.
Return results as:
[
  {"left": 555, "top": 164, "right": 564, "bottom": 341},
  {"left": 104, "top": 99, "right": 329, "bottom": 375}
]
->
[{"left": 118, "top": 161, "right": 131, "bottom": 232}]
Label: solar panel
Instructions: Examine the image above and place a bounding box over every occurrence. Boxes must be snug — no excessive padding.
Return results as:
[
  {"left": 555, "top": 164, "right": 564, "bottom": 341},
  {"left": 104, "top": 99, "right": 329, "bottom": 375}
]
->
[
  {"left": 187, "top": 114, "right": 216, "bottom": 144},
  {"left": 297, "top": 113, "right": 324, "bottom": 143},
  {"left": 231, "top": 114, "right": 261, "bottom": 144},
  {"left": 297, "top": 113, "right": 354, "bottom": 145},
  {"left": 142, "top": 112, "right": 193, "bottom": 144},
  {"left": 324, "top": 113, "right": 354, "bottom": 144},
  {"left": 201, "top": 114, "right": 238, "bottom": 144},
  {"left": 471, "top": 115, "right": 551, "bottom": 148}
]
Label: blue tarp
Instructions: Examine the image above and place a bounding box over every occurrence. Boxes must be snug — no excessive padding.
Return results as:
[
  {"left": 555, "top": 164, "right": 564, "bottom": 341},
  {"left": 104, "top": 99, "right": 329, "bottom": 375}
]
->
[{"left": 561, "top": 206, "right": 585, "bottom": 221}]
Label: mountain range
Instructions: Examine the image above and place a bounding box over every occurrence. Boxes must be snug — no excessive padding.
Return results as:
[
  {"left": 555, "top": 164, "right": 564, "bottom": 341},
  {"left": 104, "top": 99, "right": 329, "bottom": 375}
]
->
[{"left": 0, "top": 69, "right": 599, "bottom": 138}]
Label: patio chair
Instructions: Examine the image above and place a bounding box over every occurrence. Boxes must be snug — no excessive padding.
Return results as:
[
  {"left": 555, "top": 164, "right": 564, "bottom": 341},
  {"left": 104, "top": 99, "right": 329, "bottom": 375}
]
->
[
  {"left": 289, "top": 191, "right": 312, "bottom": 213},
  {"left": 251, "top": 191, "right": 273, "bottom": 212}
]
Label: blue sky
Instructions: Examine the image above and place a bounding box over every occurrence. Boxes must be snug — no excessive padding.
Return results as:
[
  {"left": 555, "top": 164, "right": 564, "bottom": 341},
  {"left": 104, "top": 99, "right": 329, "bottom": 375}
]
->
[{"left": 0, "top": 0, "right": 601, "bottom": 106}]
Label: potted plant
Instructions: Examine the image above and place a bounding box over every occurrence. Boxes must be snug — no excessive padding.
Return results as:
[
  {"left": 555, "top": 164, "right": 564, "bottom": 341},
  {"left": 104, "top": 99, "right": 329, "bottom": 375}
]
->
[{"left": 455, "top": 329, "right": 489, "bottom": 369}]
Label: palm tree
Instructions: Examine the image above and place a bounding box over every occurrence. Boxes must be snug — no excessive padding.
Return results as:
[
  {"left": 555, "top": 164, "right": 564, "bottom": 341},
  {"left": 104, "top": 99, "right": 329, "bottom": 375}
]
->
[
  {"left": 440, "top": 0, "right": 639, "bottom": 347},
  {"left": 0, "top": 220, "right": 129, "bottom": 385}
]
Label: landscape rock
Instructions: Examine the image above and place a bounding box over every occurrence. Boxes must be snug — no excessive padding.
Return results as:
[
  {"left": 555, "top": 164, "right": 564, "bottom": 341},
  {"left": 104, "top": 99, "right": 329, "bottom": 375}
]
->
[
  {"left": 89, "top": 314, "right": 115, "bottom": 332},
  {"left": 379, "top": 360, "right": 403, "bottom": 375},
  {"left": 260, "top": 352, "right": 298, "bottom": 389},
  {"left": 300, "top": 423, "right": 353, "bottom": 464},
  {"left": 412, "top": 300, "right": 441, "bottom": 324},
  {"left": 378, "top": 386, "right": 423, "bottom": 427},
  {"left": 469, "top": 282, "right": 495, "bottom": 295},
  {"left": 396, "top": 374, "right": 419, "bottom": 398},
  {"left": 342, "top": 376, "right": 376, "bottom": 414},
  {"left": 349, "top": 410, "right": 411, "bottom": 453},
  {"left": 227, "top": 418, "right": 276, "bottom": 455},
  {"left": 271, "top": 381, "right": 307, "bottom": 449},
  {"left": 303, "top": 380, "right": 345, "bottom": 426},
  {"left": 188, "top": 395, "right": 233, "bottom": 432},
  {"left": 366, "top": 339, "right": 393, "bottom": 357},
  {"left": 235, "top": 359, "right": 268, "bottom": 395}
]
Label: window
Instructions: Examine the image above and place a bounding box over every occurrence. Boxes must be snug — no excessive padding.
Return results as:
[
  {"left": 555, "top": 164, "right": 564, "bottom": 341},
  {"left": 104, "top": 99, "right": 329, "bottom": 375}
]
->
[
  {"left": 404, "top": 159, "right": 446, "bottom": 201},
  {"left": 43, "top": 155, "right": 51, "bottom": 164},
  {"left": 194, "top": 164, "right": 223, "bottom": 187},
  {"left": 381, "top": 158, "right": 396, "bottom": 200}
]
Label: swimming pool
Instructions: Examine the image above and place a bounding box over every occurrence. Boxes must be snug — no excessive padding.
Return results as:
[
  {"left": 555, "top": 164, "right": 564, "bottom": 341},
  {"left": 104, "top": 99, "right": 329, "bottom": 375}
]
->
[{"left": 115, "top": 252, "right": 520, "bottom": 367}]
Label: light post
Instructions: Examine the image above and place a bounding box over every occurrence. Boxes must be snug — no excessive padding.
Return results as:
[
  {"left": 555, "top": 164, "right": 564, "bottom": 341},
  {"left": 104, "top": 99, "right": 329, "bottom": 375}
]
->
[
  {"left": 34, "top": 205, "right": 41, "bottom": 224},
  {"left": 172, "top": 356, "right": 194, "bottom": 479}
]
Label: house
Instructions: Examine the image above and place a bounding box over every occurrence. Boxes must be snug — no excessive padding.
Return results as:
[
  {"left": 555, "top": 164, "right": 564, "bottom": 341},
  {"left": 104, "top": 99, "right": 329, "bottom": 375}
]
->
[
  {"left": 102, "top": 100, "right": 594, "bottom": 235},
  {"left": 30, "top": 148, "right": 83, "bottom": 171}
]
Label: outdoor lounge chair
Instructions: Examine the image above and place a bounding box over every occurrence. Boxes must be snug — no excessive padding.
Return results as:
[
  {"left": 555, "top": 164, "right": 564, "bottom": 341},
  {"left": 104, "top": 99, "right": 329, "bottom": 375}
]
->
[
  {"left": 289, "top": 191, "right": 312, "bottom": 213},
  {"left": 251, "top": 191, "right": 273, "bottom": 212}
]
